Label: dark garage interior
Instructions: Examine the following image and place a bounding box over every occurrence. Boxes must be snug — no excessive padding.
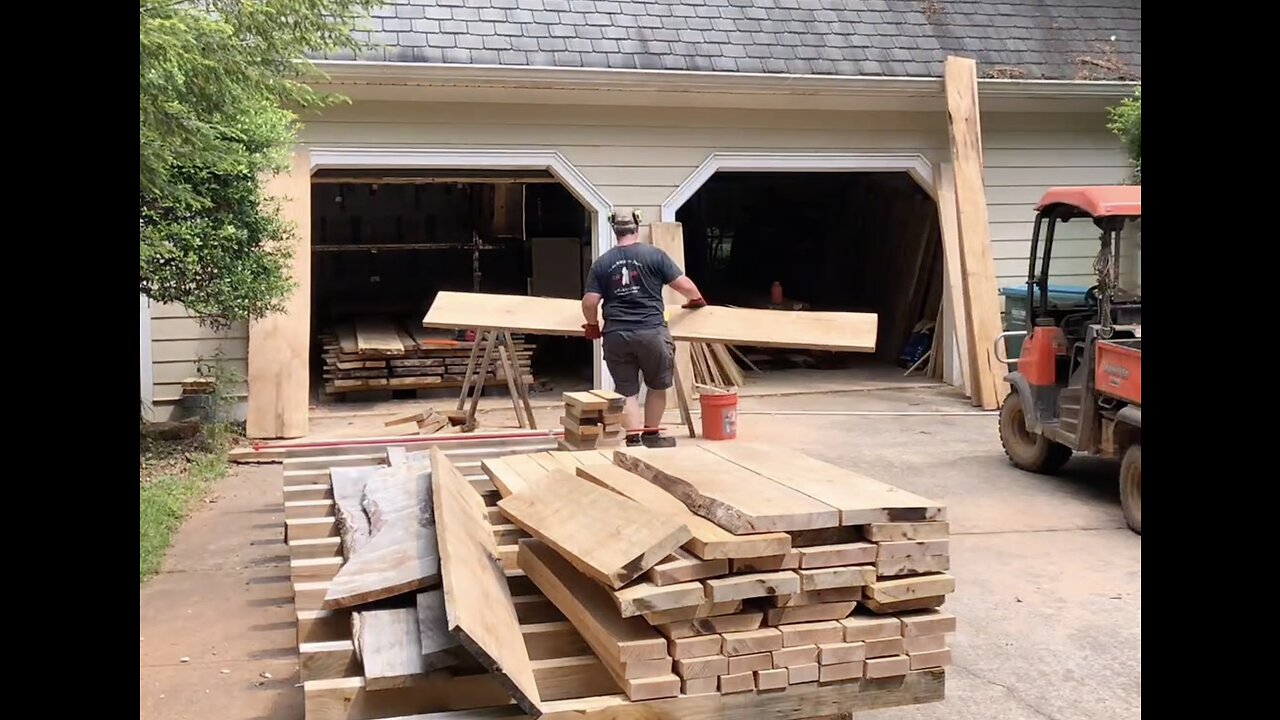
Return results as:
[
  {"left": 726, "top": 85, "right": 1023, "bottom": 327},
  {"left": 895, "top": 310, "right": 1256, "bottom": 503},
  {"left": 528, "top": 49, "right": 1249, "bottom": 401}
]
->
[
  {"left": 308, "top": 170, "right": 595, "bottom": 404},
  {"left": 675, "top": 171, "right": 946, "bottom": 379}
]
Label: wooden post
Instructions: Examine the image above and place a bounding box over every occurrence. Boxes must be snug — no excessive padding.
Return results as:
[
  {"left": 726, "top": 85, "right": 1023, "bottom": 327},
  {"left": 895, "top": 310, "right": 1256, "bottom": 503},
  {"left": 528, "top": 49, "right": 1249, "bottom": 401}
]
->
[
  {"left": 649, "top": 222, "right": 697, "bottom": 437},
  {"left": 943, "top": 57, "right": 1006, "bottom": 410},
  {"left": 247, "top": 147, "right": 312, "bottom": 439},
  {"left": 934, "top": 162, "right": 971, "bottom": 399}
]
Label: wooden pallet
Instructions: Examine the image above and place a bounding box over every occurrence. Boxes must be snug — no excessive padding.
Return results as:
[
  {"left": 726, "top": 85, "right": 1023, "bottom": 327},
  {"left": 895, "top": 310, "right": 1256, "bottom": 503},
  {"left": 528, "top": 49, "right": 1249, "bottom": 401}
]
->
[{"left": 283, "top": 440, "right": 946, "bottom": 720}]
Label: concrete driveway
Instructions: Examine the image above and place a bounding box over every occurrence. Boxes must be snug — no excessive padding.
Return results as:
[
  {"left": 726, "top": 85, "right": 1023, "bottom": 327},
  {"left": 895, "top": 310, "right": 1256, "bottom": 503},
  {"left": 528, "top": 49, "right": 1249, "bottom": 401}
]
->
[{"left": 138, "top": 385, "right": 1141, "bottom": 720}]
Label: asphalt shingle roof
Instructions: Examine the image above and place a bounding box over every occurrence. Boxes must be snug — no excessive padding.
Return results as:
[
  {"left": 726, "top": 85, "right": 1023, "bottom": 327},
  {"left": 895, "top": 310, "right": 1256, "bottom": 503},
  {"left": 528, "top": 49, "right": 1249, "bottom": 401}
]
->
[{"left": 318, "top": 0, "right": 1141, "bottom": 81}]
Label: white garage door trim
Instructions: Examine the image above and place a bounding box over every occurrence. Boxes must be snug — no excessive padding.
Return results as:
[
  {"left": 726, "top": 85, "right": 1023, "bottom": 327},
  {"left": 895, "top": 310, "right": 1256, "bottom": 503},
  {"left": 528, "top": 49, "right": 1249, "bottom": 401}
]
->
[
  {"left": 659, "top": 151, "right": 960, "bottom": 390},
  {"left": 307, "top": 146, "right": 616, "bottom": 390},
  {"left": 659, "top": 151, "right": 938, "bottom": 223}
]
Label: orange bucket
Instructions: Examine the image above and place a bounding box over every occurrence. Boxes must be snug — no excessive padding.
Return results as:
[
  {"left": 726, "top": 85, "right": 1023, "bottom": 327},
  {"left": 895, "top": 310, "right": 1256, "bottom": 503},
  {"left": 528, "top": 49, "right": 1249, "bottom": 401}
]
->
[{"left": 699, "top": 391, "right": 739, "bottom": 441}]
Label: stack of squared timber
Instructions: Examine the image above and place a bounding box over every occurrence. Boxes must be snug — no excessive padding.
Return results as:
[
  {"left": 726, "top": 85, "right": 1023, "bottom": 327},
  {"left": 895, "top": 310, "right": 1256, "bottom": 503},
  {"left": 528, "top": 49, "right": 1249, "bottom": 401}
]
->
[
  {"left": 317, "top": 318, "right": 536, "bottom": 395},
  {"left": 482, "top": 444, "right": 953, "bottom": 704},
  {"left": 558, "top": 391, "right": 626, "bottom": 451},
  {"left": 283, "top": 433, "right": 946, "bottom": 720}
]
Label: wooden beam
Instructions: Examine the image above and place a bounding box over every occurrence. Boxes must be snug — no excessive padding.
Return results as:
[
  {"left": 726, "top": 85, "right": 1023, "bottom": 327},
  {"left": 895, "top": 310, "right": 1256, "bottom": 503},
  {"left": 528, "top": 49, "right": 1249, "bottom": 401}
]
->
[
  {"left": 431, "top": 447, "right": 542, "bottom": 714},
  {"left": 614, "top": 447, "right": 840, "bottom": 533},
  {"left": 575, "top": 462, "right": 791, "bottom": 560},
  {"left": 422, "top": 291, "right": 877, "bottom": 352},
  {"left": 519, "top": 539, "right": 678, "bottom": 701},
  {"left": 944, "top": 56, "right": 1006, "bottom": 410},
  {"left": 322, "top": 464, "right": 441, "bottom": 610},
  {"left": 700, "top": 443, "right": 946, "bottom": 525},
  {"left": 247, "top": 146, "right": 311, "bottom": 439},
  {"left": 934, "top": 162, "right": 972, "bottom": 397},
  {"left": 649, "top": 222, "right": 696, "bottom": 428},
  {"left": 498, "top": 469, "right": 691, "bottom": 590}
]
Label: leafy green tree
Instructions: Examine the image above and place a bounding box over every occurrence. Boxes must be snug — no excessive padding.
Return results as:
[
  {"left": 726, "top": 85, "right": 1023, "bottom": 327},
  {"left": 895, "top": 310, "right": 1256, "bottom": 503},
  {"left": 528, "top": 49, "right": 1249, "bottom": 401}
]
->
[
  {"left": 1107, "top": 87, "right": 1141, "bottom": 183},
  {"left": 139, "top": 0, "right": 373, "bottom": 328}
]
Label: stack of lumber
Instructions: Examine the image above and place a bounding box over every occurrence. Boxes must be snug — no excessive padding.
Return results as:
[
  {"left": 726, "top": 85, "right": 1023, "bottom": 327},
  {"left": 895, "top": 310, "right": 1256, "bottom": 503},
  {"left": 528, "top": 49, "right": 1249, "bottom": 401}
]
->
[
  {"left": 283, "top": 433, "right": 946, "bottom": 720},
  {"left": 382, "top": 408, "right": 451, "bottom": 436},
  {"left": 317, "top": 318, "right": 535, "bottom": 395},
  {"left": 314, "top": 448, "right": 462, "bottom": 692},
  {"left": 558, "top": 391, "right": 626, "bottom": 450},
  {"left": 689, "top": 343, "right": 747, "bottom": 389},
  {"left": 481, "top": 444, "right": 954, "bottom": 704}
]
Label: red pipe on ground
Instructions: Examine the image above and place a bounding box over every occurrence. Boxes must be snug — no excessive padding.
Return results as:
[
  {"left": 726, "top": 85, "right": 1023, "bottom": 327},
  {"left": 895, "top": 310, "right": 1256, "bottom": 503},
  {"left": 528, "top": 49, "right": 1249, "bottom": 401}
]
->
[{"left": 246, "top": 429, "right": 560, "bottom": 452}]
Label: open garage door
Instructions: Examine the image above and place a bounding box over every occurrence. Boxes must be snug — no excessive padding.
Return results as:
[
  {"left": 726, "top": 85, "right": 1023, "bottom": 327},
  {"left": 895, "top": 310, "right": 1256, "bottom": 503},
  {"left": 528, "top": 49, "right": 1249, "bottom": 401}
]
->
[
  {"left": 309, "top": 168, "right": 594, "bottom": 407},
  {"left": 675, "top": 171, "right": 944, "bottom": 389}
]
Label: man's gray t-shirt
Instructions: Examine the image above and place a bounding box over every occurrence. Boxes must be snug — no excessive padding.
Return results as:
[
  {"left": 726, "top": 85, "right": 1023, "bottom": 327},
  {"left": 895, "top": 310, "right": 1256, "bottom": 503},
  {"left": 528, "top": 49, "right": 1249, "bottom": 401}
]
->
[{"left": 586, "top": 243, "right": 683, "bottom": 334}]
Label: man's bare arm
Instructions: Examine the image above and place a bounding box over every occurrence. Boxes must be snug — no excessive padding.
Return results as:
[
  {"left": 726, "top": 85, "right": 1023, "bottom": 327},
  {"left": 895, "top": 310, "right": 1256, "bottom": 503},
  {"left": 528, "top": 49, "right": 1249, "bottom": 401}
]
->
[
  {"left": 582, "top": 292, "right": 602, "bottom": 324},
  {"left": 669, "top": 275, "right": 703, "bottom": 301}
]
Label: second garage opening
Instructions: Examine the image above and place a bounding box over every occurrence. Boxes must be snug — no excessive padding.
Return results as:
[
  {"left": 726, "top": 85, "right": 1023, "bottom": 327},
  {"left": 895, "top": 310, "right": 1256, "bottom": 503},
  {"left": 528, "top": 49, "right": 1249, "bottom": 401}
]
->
[{"left": 675, "top": 171, "right": 945, "bottom": 388}]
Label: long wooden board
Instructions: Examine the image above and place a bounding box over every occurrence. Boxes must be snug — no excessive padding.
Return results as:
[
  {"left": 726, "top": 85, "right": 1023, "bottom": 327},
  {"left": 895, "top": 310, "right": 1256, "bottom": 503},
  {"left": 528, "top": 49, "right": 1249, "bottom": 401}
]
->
[
  {"left": 574, "top": 462, "right": 791, "bottom": 559},
  {"left": 498, "top": 469, "right": 692, "bottom": 589},
  {"left": 416, "top": 588, "right": 463, "bottom": 672},
  {"left": 246, "top": 147, "right": 311, "bottom": 439},
  {"left": 650, "top": 222, "right": 696, "bottom": 406},
  {"left": 329, "top": 466, "right": 374, "bottom": 555},
  {"left": 701, "top": 443, "right": 945, "bottom": 525},
  {"left": 422, "top": 291, "right": 878, "bottom": 352},
  {"left": 934, "top": 161, "right": 972, "bottom": 397},
  {"left": 431, "top": 447, "right": 542, "bottom": 714},
  {"left": 613, "top": 447, "right": 840, "bottom": 533},
  {"left": 944, "top": 55, "right": 1005, "bottom": 410},
  {"left": 519, "top": 539, "right": 675, "bottom": 700},
  {"left": 323, "top": 464, "right": 441, "bottom": 610}
]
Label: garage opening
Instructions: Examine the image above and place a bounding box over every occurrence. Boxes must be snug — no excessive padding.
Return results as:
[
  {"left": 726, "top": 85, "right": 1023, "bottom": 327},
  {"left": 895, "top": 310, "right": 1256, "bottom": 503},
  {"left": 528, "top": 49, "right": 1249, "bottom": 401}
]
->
[
  {"left": 675, "top": 171, "right": 945, "bottom": 390},
  {"left": 308, "top": 168, "right": 594, "bottom": 407}
]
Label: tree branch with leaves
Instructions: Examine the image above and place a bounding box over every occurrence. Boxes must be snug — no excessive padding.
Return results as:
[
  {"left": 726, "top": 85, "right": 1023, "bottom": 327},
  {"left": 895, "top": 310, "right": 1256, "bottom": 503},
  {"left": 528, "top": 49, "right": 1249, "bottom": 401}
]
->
[
  {"left": 1107, "top": 87, "right": 1141, "bottom": 184},
  {"left": 139, "top": 0, "right": 374, "bottom": 329}
]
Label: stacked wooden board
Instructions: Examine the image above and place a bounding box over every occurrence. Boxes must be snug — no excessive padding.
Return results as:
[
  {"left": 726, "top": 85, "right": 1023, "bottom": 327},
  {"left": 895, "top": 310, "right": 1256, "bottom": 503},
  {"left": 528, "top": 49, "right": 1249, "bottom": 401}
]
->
[
  {"left": 282, "top": 435, "right": 947, "bottom": 720},
  {"left": 481, "top": 444, "right": 954, "bottom": 705},
  {"left": 382, "top": 408, "right": 452, "bottom": 436},
  {"left": 318, "top": 318, "right": 536, "bottom": 395},
  {"left": 558, "top": 391, "right": 626, "bottom": 450}
]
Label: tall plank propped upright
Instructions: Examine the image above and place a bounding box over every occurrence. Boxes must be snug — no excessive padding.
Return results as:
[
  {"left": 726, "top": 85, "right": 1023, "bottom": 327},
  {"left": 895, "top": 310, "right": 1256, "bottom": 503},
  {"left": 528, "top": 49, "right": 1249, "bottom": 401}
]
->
[{"left": 943, "top": 55, "right": 1006, "bottom": 410}]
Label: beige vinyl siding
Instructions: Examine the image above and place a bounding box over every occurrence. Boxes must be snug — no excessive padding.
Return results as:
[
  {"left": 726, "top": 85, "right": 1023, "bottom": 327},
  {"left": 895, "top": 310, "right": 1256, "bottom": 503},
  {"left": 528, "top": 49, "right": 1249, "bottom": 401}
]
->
[
  {"left": 144, "top": 97, "right": 1135, "bottom": 411},
  {"left": 148, "top": 301, "right": 248, "bottom": 421},
  {"left": 300, "top": 100, "right": 1132, "bottom": 290}
]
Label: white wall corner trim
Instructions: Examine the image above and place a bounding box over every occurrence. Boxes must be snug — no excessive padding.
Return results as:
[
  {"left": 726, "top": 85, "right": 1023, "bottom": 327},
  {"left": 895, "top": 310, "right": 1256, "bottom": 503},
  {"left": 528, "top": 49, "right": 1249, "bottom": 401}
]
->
[
  {"left": 140, "top": 293, "right": 154, "bottom": 417},
  {"left": 660, "top": 152, "right": 937, "bottom": 222},
  {"left": 306, "top": 146, "right": 616, "bottom": 390}
]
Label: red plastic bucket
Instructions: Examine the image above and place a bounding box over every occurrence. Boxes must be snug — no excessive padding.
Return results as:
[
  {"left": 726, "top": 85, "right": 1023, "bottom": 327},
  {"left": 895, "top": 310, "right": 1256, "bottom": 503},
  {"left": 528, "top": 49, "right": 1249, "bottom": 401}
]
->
[{"left": 699, "top": 391, "right": 739, "bottom": 441}]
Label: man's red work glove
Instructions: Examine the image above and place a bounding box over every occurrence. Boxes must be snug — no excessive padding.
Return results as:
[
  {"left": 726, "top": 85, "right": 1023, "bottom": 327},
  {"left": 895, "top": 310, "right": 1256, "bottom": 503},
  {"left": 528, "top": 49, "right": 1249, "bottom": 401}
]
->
[
  {"left": 582, "top": 323, "right": 602, "bottom": 340},
  {"left": 682, "top": 297, "right": 707, "bottom": 309}
]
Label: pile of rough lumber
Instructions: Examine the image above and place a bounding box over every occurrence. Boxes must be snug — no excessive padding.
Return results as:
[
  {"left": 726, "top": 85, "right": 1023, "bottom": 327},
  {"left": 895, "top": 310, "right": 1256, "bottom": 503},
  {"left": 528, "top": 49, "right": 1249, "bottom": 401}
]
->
[
  {"left": 481, "top": 444, "right": 953, "bottom": 706},
  {"left": 318, "top": 318, "right": 535, "bottom": 395},
  {"left": 558, "top": 391, "right": 626, "bottom": 450},
  {"left": 283, "top": 435, "right": 947, "bottom": 720},
  {"left": 689, "top": 343, "right": 746, "bottom": 389}
]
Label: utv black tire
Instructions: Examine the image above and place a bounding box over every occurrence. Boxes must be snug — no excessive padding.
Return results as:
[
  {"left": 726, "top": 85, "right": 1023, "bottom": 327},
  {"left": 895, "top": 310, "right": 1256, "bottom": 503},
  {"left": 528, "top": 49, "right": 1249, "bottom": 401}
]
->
[
  {"left": 1119, "top": 443, "right": 1141, "bottom": 535},
  {"left": 998, "top": 391, "right": 1072, "bottom": 473}
]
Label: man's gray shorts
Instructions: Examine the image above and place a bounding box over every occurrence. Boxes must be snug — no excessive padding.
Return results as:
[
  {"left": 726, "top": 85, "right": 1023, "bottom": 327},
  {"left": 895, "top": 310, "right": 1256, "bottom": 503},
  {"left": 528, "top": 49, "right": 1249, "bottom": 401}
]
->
[{"left": 602, "top": 326, "right": 675, "bottom": 397}]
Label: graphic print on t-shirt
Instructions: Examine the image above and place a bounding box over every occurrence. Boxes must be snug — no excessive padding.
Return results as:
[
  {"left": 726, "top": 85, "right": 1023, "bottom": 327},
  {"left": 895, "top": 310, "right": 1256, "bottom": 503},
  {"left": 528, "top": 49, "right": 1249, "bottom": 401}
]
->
[{"left": 608, "top": 258, "right": 644, "bottom": 300}]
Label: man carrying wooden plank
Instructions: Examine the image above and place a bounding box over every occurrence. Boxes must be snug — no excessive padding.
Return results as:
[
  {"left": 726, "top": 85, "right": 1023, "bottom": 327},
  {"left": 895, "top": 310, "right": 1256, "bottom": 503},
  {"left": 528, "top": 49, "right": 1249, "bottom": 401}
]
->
[{"left": 582, "top": 209, "right": 707, "bottom": 448}]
